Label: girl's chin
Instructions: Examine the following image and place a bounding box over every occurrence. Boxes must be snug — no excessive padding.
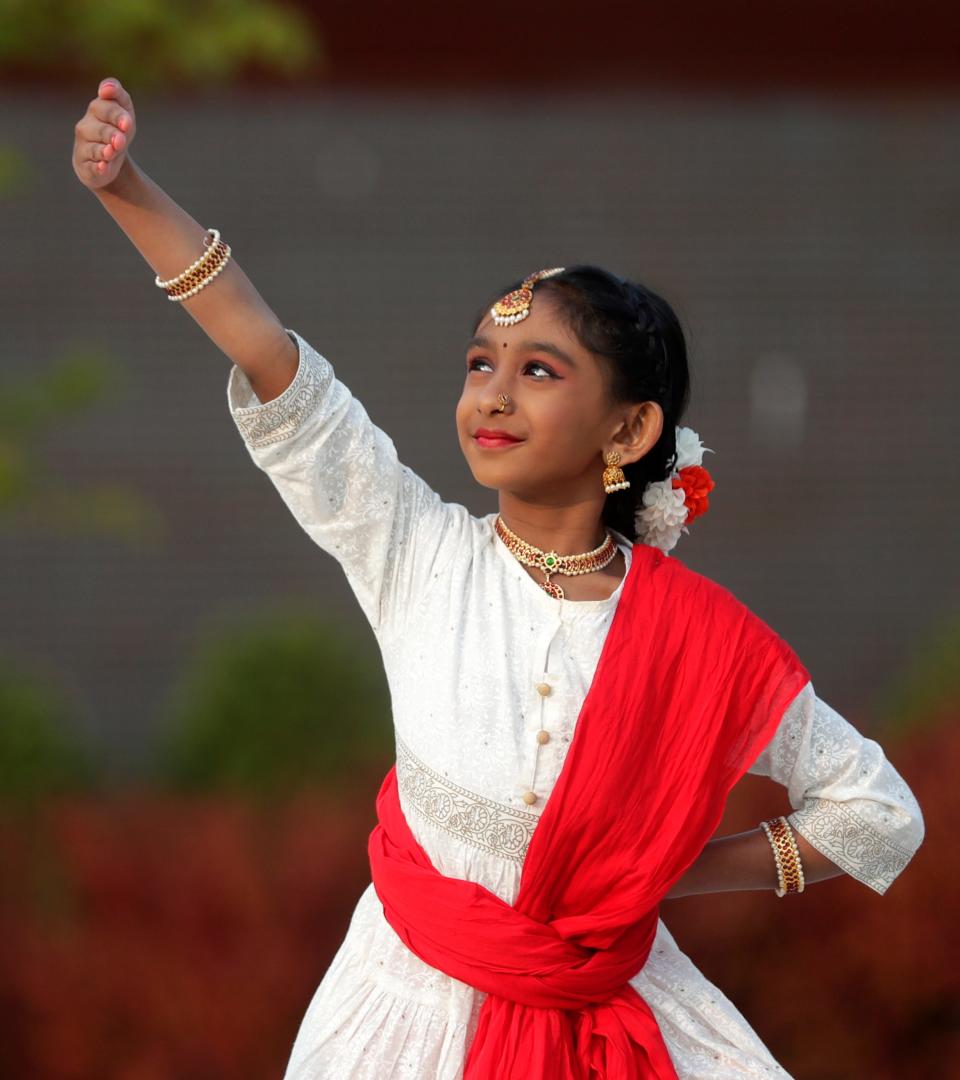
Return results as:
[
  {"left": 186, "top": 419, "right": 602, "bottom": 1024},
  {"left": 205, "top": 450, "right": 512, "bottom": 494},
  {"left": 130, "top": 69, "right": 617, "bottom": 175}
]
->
[{"left": 465, "top": 467, "right": 516, "bottom": 492}]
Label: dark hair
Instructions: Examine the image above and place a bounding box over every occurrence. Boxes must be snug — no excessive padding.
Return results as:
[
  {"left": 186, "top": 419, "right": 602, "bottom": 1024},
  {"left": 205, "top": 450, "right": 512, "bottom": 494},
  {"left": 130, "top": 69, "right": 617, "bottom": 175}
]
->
[{"left": 471, "top": 264, "right": 692, "bottom": 541}]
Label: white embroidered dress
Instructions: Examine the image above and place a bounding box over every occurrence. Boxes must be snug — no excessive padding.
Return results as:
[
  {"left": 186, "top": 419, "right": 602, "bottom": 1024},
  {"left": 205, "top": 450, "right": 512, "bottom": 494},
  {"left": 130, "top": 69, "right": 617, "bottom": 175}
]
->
[{"left": 226, "top": 330, "right": 925, "bottom": 1080}]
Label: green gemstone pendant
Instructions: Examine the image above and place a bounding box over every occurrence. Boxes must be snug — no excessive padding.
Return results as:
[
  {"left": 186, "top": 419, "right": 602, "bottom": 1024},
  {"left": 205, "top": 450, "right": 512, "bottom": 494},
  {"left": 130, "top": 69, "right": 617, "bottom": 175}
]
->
[{"left": 544, "top": 552, "right": 558, "bottom": 569}]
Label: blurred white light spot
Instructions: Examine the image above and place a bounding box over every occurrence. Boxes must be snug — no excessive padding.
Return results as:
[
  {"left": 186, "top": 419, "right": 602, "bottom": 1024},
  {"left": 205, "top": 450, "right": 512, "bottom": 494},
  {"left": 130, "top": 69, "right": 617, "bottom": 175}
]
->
[
  {"left": 314, "top": 137, "right": 381, "bottom": 201},
  {"left": 749, "top": 351, "right": 807, "bottom": 450}
]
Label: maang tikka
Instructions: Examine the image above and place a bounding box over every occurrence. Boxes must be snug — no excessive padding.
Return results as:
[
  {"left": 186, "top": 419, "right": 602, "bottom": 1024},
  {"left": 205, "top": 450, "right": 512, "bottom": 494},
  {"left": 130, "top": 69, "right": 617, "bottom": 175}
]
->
[{"left": 490, "top": 267, "right": 566, "bottom": 326}]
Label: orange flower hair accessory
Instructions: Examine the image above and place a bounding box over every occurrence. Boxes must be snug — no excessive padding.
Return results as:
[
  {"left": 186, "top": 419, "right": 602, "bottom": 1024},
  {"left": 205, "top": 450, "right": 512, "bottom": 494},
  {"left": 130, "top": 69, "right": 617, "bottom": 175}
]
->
[{"left": 634, "top": 426, "right": 716, "bottom": 553}]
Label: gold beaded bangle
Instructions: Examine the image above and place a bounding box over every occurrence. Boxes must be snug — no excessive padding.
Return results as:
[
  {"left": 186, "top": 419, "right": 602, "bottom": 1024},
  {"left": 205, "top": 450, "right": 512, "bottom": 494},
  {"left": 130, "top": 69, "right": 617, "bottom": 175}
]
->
[
  {"left": 154, "top": 227, "right": 233, "bottom": 302},
  {"left": 760, "top": 815, "right": 806, "bottom": 897},
  {"left": 777, "top": 816, "right": 803, "bottom": 894},
  {"left": 155, "top": 228, "right": 222, "bottom": 290},
  {"left": 164, "top": 239, "right": 231, "bottom": 302},
  {"left": 162, "top": 240, "right": 228, "bottom": 298}
]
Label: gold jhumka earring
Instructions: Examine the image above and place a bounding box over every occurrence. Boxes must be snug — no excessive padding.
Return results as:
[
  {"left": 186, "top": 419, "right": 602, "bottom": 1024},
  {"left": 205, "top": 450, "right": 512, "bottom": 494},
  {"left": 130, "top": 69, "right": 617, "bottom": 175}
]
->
[{"left": 602, "top": 450, "right": 630, "bottom": 494}]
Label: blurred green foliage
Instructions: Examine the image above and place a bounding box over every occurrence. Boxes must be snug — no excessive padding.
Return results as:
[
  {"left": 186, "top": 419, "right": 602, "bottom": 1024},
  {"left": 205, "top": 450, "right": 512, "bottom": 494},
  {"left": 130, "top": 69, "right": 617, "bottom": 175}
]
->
[
  {"left": 873, "top": 610, "right": 960, "bottom": 742},
  {"left": 0, "top": 0, "right": 322, "bottom": 87},
  {"left": 0, "top": 341, "right": 167, "bottom": 547},
  {"left": 0, "top": 656, "right": 100, "bottom": 803},
  {"left": 0, "top": 129, "right": 163, "bottom": 546},
  {"left": 153, "top": 601, "right": 392, "bottom": 798},
  {"left": 0, "top": 113, "right": 169, "bottom": 803},
  {"left": 0, "top": 144, "right": 30, "bottom": 196}
]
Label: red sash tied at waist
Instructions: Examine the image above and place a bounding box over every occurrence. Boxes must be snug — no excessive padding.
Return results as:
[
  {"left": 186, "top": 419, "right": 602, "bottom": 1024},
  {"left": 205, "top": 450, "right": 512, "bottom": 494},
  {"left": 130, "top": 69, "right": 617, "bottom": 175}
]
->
[{"left": 369, "top": 542, "right": 810, "bottom": 1078}]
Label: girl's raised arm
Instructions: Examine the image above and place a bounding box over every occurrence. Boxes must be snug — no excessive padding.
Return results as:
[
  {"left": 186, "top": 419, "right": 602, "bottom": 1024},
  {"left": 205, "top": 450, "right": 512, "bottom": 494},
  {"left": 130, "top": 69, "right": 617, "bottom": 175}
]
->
[
  {"left": 72, "top": 77, "right": 296, "bottom": 403},
  {"left": 74, "top": 77, "right": 467, "bottom": 636}
]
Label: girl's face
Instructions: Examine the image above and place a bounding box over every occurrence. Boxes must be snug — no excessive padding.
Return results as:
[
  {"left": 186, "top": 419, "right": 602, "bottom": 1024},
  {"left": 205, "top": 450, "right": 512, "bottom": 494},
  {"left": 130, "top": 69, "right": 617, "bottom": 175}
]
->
[{"left": 455, "top": 295, "right": 660, "bottom": 504}]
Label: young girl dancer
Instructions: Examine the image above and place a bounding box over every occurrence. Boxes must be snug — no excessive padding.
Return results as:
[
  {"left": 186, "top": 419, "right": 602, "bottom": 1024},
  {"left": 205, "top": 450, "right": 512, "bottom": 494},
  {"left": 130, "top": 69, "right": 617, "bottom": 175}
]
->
[{"left": 74, "top": 78, "right": 925, "bottom": 1078}]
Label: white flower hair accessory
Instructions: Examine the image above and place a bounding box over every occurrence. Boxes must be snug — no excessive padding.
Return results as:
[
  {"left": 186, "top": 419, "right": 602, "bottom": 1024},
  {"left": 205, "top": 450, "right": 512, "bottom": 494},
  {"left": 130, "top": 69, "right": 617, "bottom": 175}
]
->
[{"left": 634, "top": 426, "right": 716, "bottom": 554}]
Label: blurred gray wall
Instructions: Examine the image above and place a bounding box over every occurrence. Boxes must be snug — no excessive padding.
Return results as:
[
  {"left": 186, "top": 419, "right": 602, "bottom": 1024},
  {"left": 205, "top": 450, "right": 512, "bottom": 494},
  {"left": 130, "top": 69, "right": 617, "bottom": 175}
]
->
[{"left": 2, "top": 89, "right": 958, "bottom": 775}]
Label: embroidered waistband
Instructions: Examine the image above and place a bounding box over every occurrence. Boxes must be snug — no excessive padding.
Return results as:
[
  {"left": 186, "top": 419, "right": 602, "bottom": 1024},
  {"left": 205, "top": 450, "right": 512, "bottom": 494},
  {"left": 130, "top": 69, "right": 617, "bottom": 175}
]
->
[{"left": 396, "top": 735, "right": 539, "bottom": 863}]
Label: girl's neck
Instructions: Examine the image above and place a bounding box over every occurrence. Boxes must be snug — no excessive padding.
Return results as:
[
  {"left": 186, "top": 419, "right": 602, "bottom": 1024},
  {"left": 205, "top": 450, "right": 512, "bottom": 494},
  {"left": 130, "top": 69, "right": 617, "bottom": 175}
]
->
[{"left": 497, "top": 498, "right": 610, "bottom": 555}]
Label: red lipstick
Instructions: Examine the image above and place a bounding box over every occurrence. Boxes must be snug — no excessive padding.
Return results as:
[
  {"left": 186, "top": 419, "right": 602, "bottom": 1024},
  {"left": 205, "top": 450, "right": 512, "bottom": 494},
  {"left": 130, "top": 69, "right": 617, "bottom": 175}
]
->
[{"left": 474, "top": 427, "right": 524, "bottom": 449}]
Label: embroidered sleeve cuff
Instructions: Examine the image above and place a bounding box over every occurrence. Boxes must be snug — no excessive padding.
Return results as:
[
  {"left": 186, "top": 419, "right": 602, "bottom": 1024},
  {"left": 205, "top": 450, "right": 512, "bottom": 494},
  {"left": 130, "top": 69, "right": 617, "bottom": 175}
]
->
[
  {"left": 787, "top": 798, "right": 921, "bottom": 896},
  {"left": 227, "top": 328, "right": 331, "bottom": 450}
]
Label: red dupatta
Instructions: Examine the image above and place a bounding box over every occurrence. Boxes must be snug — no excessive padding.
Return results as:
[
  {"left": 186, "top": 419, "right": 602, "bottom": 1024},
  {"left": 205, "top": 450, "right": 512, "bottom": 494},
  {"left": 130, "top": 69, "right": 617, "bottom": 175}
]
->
[{"left": 368, "top": 541, "right": 810, "bottom": 1078}]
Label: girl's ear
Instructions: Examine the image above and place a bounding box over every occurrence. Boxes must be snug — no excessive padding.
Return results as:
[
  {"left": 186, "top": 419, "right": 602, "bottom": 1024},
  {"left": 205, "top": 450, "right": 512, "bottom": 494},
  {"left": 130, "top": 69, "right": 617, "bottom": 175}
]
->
[{"left": 609, "top": 401, "right": 664, "bottom": 467}]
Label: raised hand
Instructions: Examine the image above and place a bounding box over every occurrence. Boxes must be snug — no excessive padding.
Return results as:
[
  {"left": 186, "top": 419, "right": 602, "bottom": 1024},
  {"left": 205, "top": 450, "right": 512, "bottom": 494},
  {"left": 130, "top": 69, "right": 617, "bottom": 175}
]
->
[
  {"left": 72, "top": 77, "right": 137, "bottom": 190},
  {"left": 74, "top": 75, "right": 296, "bottom": 387}
]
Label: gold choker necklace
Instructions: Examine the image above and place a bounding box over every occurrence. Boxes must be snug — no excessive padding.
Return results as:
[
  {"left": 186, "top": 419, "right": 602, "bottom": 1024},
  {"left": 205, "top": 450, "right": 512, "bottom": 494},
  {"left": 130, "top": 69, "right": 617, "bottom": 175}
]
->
[{"left": 494, "top": 515, "right": 618, "bottom": 600}]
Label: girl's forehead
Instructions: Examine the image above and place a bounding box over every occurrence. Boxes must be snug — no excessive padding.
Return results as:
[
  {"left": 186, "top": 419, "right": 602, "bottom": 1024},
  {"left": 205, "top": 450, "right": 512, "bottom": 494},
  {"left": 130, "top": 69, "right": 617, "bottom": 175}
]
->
[{"left": 470, "top": 305, "right": 589, "bottom": 375}]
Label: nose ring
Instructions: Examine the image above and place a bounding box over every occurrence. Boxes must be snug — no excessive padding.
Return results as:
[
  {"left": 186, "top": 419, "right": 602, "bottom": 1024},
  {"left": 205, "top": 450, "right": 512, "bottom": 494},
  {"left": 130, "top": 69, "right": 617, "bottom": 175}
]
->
[{"left": 496, "top": 393, "right": 510, "bottom": 413}]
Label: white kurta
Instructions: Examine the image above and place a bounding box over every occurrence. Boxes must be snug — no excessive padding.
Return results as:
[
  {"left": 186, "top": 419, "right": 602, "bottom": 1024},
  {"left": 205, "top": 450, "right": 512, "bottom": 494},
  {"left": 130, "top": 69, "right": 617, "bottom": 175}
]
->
[{"left": 227, "top": 329, "right": 925, "bottom": 1079}]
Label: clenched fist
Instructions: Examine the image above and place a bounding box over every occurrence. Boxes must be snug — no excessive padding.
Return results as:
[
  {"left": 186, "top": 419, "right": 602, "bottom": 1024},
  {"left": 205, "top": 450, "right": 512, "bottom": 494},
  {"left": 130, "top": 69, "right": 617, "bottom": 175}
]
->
[{"left": 72, "top": 77, "right": 137, "bottom": 190}]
